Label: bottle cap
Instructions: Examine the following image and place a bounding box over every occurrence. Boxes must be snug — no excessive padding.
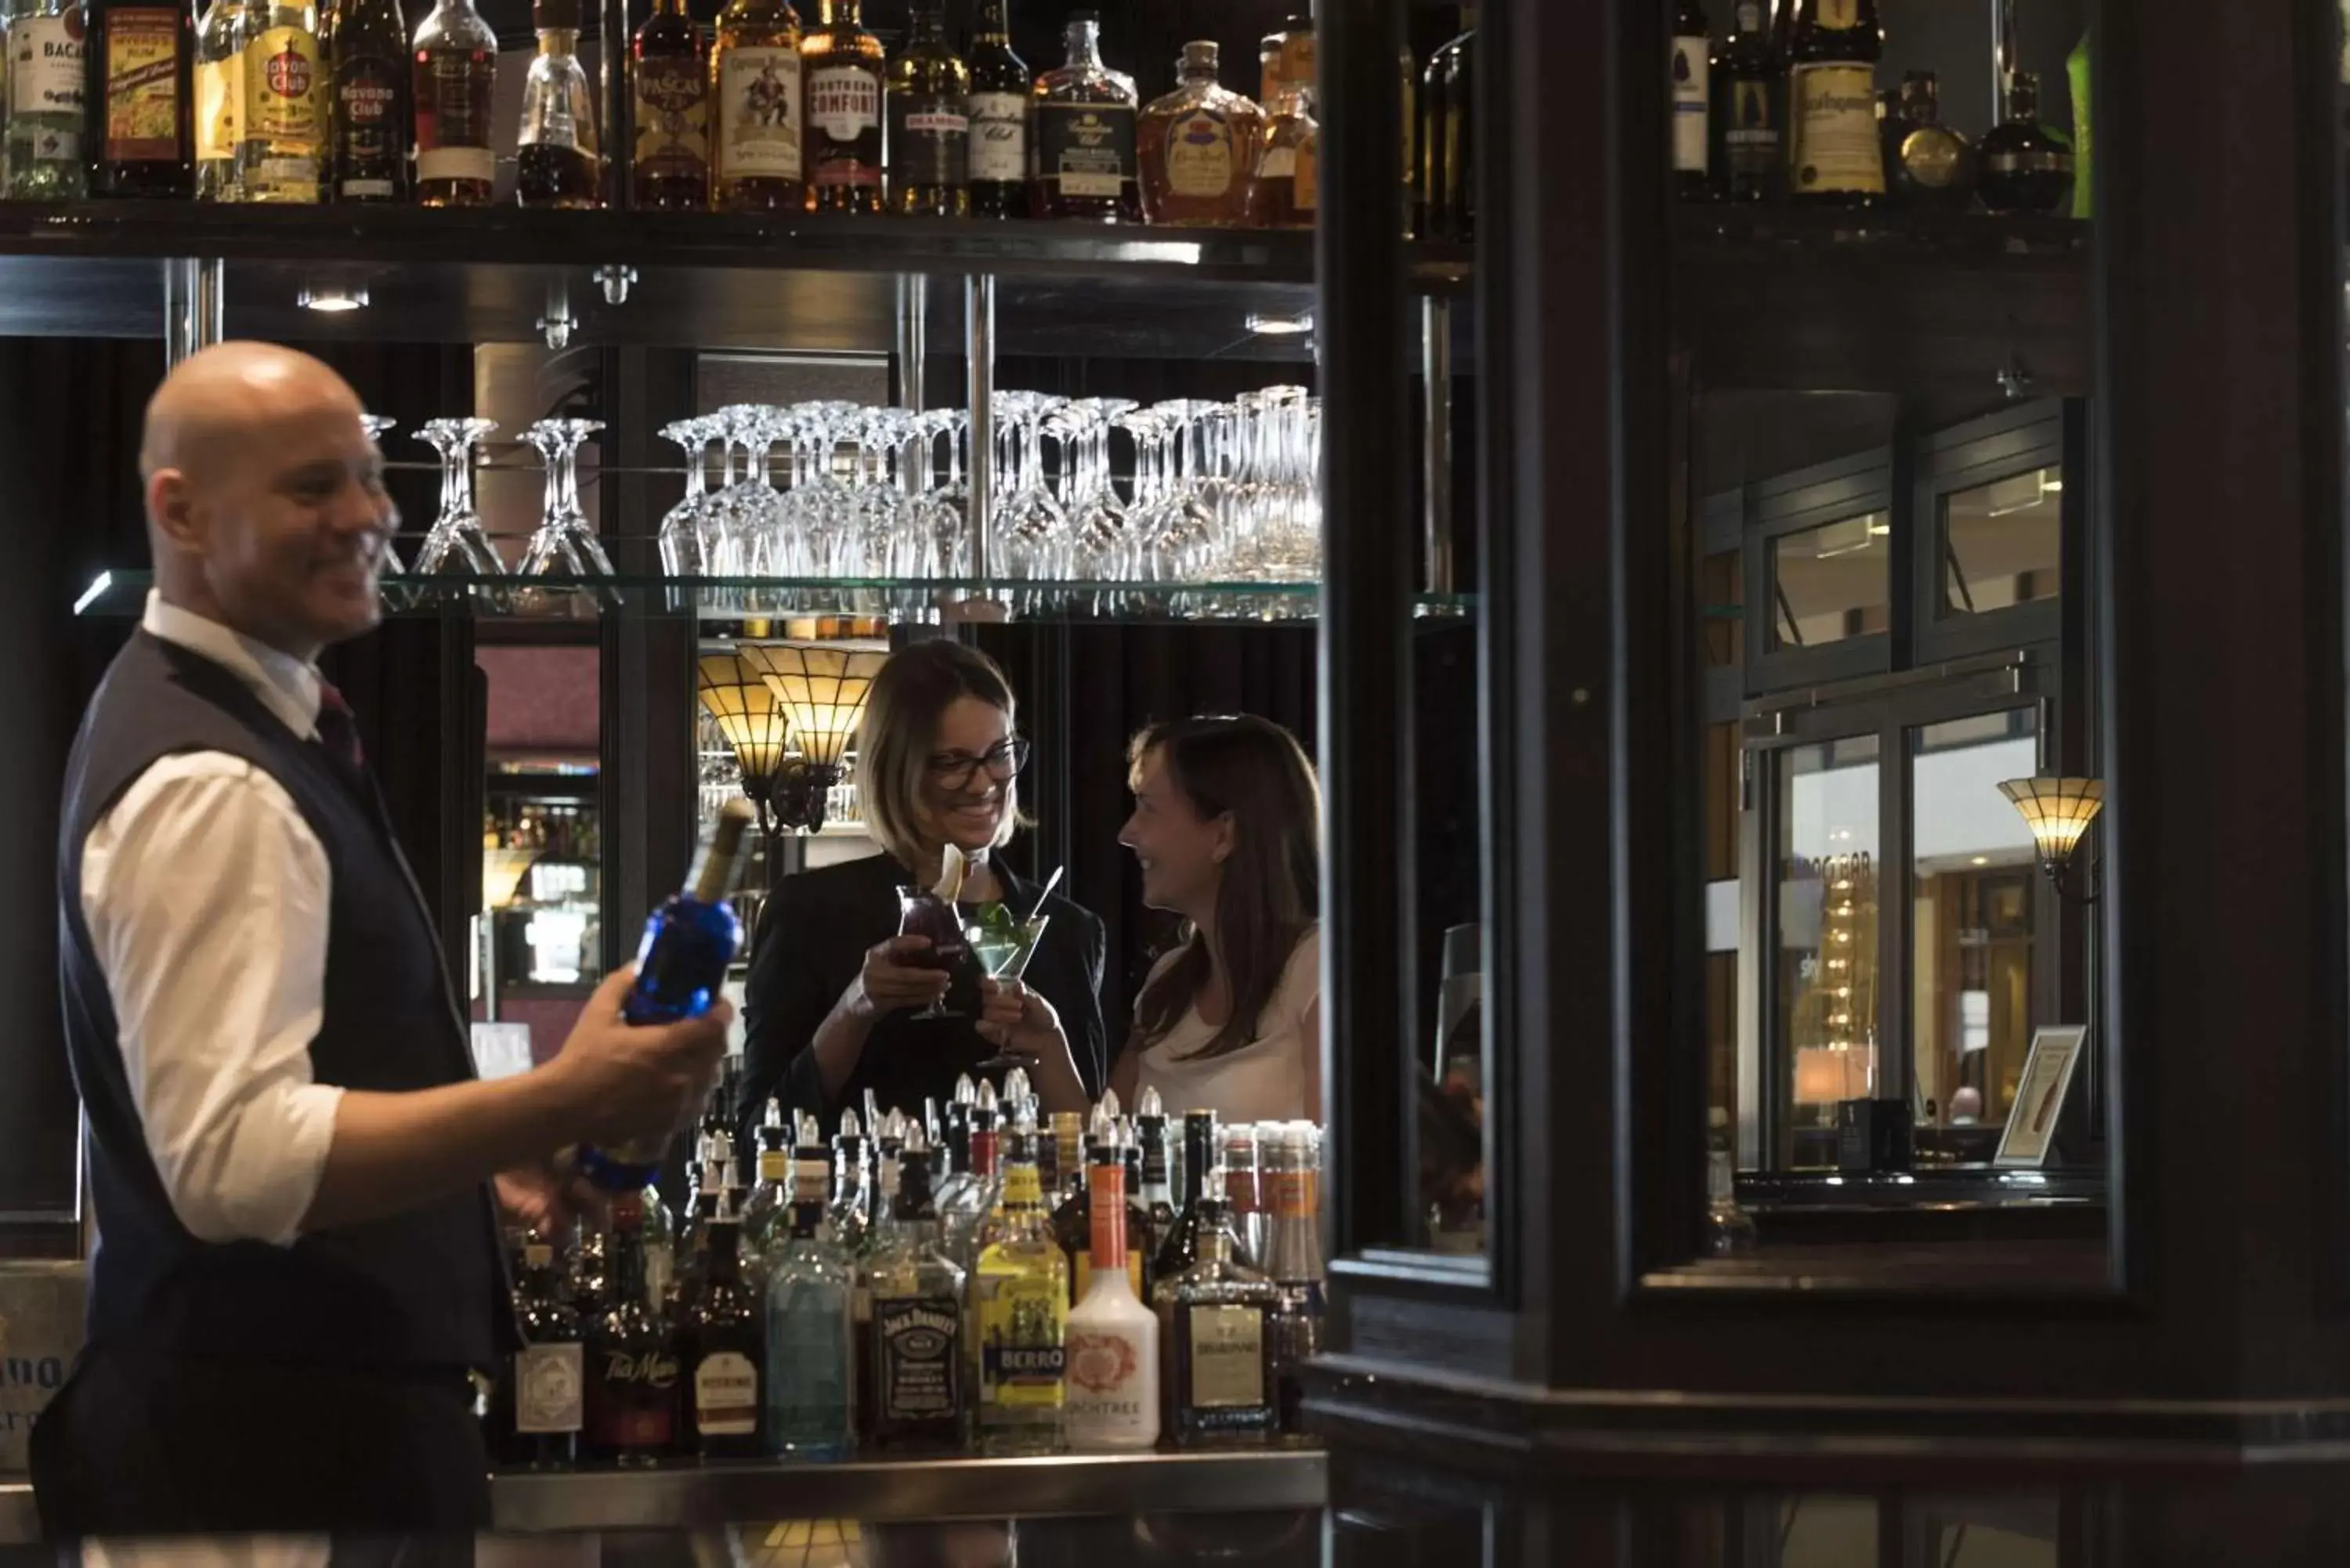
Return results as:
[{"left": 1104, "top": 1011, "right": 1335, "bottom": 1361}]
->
[{"left": 1182, "top": 39, "right": 1219, "bottom": 70}]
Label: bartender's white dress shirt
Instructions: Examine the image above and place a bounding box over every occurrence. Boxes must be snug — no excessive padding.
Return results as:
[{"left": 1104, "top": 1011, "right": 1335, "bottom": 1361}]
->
[{"left": 79, "top": 593, "right": 344, "bottom": 1247}]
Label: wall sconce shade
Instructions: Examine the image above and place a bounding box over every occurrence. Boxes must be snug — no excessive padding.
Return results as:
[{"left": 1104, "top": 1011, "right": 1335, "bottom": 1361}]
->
[
  {"left": 740, "top": 644, "right": 887, "bottom": 771},
  {"left": 696, "top": 653, "right": 792, "bottom": 797},
  {"left": 1998, "top": 776, "right": 2104, "bottom": 873}
]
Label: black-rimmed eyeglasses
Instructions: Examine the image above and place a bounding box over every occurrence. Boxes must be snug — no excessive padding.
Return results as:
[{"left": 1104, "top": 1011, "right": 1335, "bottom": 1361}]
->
[{"left": 927, "top": 736, "right": 1032, "bottom": 789}]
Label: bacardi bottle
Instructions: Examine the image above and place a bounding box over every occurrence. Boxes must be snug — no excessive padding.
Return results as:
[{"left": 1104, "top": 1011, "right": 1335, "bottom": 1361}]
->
[{"left": 7, "top": 0, "right": 89, "bottom": 197}]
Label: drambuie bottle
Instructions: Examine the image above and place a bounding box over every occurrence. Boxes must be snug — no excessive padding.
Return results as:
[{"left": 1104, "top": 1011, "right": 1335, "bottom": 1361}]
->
[{"left": 1784, "top": 0, "right": 1880, "bottom": 206}]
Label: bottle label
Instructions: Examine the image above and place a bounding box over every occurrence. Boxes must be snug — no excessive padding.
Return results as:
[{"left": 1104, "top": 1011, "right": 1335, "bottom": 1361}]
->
[
  {"left": 1258, "top": 145, "right": 1296, "bottom": 180},
  {"left": 515, "top": 1342, "right": 584, "bottom": 1434},
  {"left": 412, "top": 48, "right": 494, "bottom": 183},
  {"left": 1788, "top": 62, "right": 1882, "bottom": 196},
  {"left": 692, "top": 1350, "right": 759, "bottom": 1436},
  {"left": 195, "top": 53, "right": 237, "bottom": 161},
  {"left": 1670, "top": 36, "right": 1708, "bottom": 174},
  {"left": 1162, "top": 107, "right": 1235, "bottom": 198},
  {"left": 101, "top": 8, "right": 179, "bottom": 163},
  {"left": 1723, "top": 79, "right": 1777, "bottom": 176},
  {"left": 334, "top": 52, "right": 401, "bottom": 193},
  {"left": 875, "top": 1295, "right": 962, "bottom": 1423},
  {"left": 967, "top": 89, "right": 1025, "bottom": 182},
  {"left": 590, "top": 1346, "right": 681, "bottom": 1446},
  {"left": 1184, "top": 1302, "right": 1265, "bottom": 1408},
  {"left": 1036, "top": 102, "right": 1133, "bottom": 199},
  {"left": 1067, "top": 1327, "right": 1142, "bottom": 1397},
  {"left": 244, "top": 25, "right": 320, "bottom": 141},
  {"left": 1819, "top": 0, "right": 1860, "bottom": 25},
  {"left": 634, "top": 54, "right": 708, "bottom": 182},
  {"left": 1983, "top": 148, "right": 2073, "bottom": 174},
  {"left": 1293, "top": 135, "right": 1317, "bottom": 210},
  {"left": 716, "top": 45, "right": 801, "bottom": 181},
  {"left": 888, "top": 90, "right": 968, "bottom": 189},
  {"left": 758, "top": 1150, "right": 790, "bottom": 1182},
  {"left": 807, "top": 62, "right": 880, "bottom": 185},
  {"left": 976, "top": 1265, "right": 1065, "bottom": 1408},
  {"left": 10, "top": 9, "right": 85, "bottom": 163},
  {"left": 1901, "top": 128, "right": 1965, "bottom": 187}
]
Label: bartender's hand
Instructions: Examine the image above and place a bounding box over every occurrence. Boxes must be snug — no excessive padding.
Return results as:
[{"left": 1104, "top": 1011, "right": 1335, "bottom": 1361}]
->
[
  {"left": 550, "top": 965, "right": 732, "bottom": 1148},
  {"left": 842, "top": 934, "right": 952, "bottom": 1022},
  {"left": 978, "top": 978, "right": 1088, "bottom": 1113},
  {"left": 496, "top": 1156, "right": 606, "bottom": 1241}
]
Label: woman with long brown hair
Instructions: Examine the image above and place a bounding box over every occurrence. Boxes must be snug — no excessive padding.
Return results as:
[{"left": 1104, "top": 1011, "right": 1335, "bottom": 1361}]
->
[{"left": 989, "top": 714, "right": 1323, "bottom": 1122}]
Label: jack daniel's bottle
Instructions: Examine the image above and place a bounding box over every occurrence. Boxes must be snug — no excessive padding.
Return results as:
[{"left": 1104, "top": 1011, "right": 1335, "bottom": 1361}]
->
[
  {"left": 578, "top": 799, "right": 753, "bottom": 1193},
  {"left": 1784, "top": 0, "right": 1880, "bottom": 206}
]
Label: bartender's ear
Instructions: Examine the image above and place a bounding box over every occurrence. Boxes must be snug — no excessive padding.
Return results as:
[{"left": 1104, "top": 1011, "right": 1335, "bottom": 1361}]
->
[
  {"left": 1210, "top": 811, "right": 1236, "bottom": 866},
  {"left": 147, "top": 468, "right": 203, "bottom": 555}
]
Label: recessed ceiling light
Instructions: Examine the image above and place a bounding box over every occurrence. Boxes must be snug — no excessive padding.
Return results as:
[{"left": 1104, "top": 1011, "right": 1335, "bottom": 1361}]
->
[
  {"left": 1971, "top": 855, "right": 1989, "bottom": 865},
  {"left": 1246, "top": 311, "right": 1314, "bottom": 337},
  {"left": 298, "top": 284, "right": 369, "bottom": 313}
]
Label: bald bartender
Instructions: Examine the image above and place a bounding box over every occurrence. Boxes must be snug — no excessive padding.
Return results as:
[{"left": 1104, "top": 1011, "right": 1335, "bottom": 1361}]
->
[{"left": 31, "top": 343, "right": 729, "bottom": 1537}]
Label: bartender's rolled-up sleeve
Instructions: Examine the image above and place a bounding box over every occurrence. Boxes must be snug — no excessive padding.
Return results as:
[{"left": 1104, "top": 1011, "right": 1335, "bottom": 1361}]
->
[{"left": 81, "top": 755, "right": 345, "bottom": 1247}]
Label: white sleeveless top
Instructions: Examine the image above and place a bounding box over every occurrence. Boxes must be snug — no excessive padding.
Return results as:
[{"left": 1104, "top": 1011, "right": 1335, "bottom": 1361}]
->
[{"left": 1132, "top": 926, "right": 1321, "bottom": 1124}]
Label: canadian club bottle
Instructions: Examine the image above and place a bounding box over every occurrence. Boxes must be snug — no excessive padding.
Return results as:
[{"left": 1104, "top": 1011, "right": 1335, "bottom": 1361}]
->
[
  {"left": 963, "top": 0, "right": 1025, "bottom": 219},
  {"left": 1668, "top": 0, "right": 1709, "bottom": 200},
  {"left": 1711, "top": 0, "right": 1778, "bottom": 203},
  {"left": 502, "top": 1234, "right": 584, "bottom": 1469},
  {"left": 237, "top": 0, "right": 324, "bottom": 201},
  {"left": 515, "top": 0, "right": 598, "bottom": 208},
  {"left": 884, "top": 0, "right": 967, "bottom": 216},
  {"left": 631, "top": 0, "right": 708, "bottom": 208},
  {"left": 587, "top": 1194, "right": 682, "bottom": 1465},
  {"left": 326, "top": 0, "right": 407, "bottom": 200},
  {"left": 1784, "top": 0, "right": 1881, "bottom": 206},
  {"left": 708, "top": 0, "right": 801, "bottom": 211},
  {"left": 800, "top": 0, "right": 883, "bottom": 212},
  {"left": 410, "top": 0, "right": 497, "bottom": 205},
  {"left": 85, "top": 0, "right": 193, "bottom": 196},
  {"left": 685, "top": 1201, "right": 765, "bottom": 1459}
]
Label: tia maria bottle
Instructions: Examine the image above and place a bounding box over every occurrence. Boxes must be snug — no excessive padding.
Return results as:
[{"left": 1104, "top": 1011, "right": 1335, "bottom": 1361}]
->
[{"left": 578, "top": 797, "right": 754, "bottom": 1193}]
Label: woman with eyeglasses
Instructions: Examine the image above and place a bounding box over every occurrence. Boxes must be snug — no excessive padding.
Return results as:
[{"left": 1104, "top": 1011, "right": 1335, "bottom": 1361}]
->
[{"left": 739, "top": 641, "right": 1107, "bottom": 1140}]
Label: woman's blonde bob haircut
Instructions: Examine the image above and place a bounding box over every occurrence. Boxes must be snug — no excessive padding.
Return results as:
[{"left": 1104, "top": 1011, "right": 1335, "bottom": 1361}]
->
[{"left": 856, "top": 641, "right": 1024, "bottom": 873}]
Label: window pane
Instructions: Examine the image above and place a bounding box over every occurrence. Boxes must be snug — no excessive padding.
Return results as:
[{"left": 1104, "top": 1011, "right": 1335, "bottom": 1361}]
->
[
  {"left": 1910, "top": 710, "right": 2041, "bottom": 1137},
  {"left": 1943, "top": 467, "right": 2063, "bottom": 614},
  {"left": 1770, "top": 512, "right": 1890, "bottom": 650},
  {"left": 1775, "top": 735, "right": 1879, "bottom": 1166}
]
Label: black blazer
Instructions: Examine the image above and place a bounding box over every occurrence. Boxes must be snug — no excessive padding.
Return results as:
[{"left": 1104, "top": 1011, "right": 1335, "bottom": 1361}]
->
[{"left": 738, "top": 851, "right": 1108, "bottom": 1143}]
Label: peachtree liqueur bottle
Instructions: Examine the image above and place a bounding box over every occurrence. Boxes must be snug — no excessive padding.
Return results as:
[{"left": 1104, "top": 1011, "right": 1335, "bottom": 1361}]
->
[
  {"left": 193, "top": 0, "right": 244, "bottom": 197},
  {"left": 237, "top": 0, "right": 324, "bottom": 201},
  {"left": 410, "top": 0, "right": 496, "bottom": 205},
  {"left": 1784, "top": 0, "right": 1881, "bottom": 206},
  {"left": 708, "top": 0, "right": 801, "bottom": 211}
]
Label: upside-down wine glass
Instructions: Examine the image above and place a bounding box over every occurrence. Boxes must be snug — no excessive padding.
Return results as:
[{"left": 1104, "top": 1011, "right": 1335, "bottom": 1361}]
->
[
  {"left": 411, "top": 418, "right": 504, "bottom": 576},
  {"left": 519, "top": 418, "right": 615, "bottom": 576}
]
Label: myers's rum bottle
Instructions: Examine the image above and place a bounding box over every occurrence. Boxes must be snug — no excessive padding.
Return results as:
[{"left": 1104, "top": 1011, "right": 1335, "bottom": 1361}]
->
[
  {"left": 586, "top": 1196, "right": 682, "bottom": 1465},
  {"left": 1029, "top": 9, "right": 1136, "bottom": 222},
  {"left": 1137, "top": 40, "right": 1259, "bottom": 227},
  {"left": 410, "top": 0, "right": 496, "bottom": 204},
  {"left": 515, "top": 0, "right": 598, "bottom": 208},
  {"left": 962, "top": 0, "right": 1026, "bottom": 219},
  {"left": 327, "top": 0, "right": 407, "bottom": 200},
  {"left": 799, "top": 0, "right": 882, "bottom": 212},
  {"left": 85, "top": 0, "right": 192, "bottom": 195},
  {"left": 631, "top": 0, "right": 708, "bottom": 208},
  {"left": 1784, "top": 0, "right": 1882, "bottom": 206}
]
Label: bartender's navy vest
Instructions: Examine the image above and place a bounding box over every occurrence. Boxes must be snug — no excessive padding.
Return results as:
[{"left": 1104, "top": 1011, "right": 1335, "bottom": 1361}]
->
[{"left": 57, "top": 630, "right": 499, "bottom": 1369}]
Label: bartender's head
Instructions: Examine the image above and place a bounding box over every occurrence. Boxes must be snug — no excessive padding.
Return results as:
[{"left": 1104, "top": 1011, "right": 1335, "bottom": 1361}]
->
[
  {"left": 859, "top": 641, "right": 1029, "bottom": 875},
  {"left": 139, "top": 341, "right": 395, "bottom": 663},
  {"left": 1122, "top": 714, "right": 1321, "bottom": 939}
]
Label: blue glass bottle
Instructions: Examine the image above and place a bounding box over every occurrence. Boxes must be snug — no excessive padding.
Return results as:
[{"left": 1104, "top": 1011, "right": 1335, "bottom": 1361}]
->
[
  {"left": 765, "top": 1150, "right": 859, "bottom": 1458},
  {"left": 579, "top": 797, "right": 754, "bottom": 1193}
]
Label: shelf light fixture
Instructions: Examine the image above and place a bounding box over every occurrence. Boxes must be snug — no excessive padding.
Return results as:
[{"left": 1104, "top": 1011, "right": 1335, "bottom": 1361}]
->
[
  {"left": 1246, "top": 311, "right": 1314, "bottom": 338},
  {"left": 298, "top": 283, "right": 370, "bottom": 313}
]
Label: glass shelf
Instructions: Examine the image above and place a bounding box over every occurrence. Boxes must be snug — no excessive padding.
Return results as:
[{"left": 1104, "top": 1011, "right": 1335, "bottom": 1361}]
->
[{"left": 76, "top": 569, "right": 1473, "bottom": 626}]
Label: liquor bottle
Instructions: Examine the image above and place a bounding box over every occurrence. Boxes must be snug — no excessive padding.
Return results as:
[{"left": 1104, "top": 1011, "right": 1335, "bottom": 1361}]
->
[
  {"left": 963, "top": 0, "right": 1023, "bottom": 218},
  {"left": 742, "top": 1100, "right": 792, "bottom": 1285},
  {"left": 829, "top": 1108, "right": 875, "bottom": 1255},
  {"left": 1419, "top": 5, "right": 1473, "bottom": 241},
  {"left": 1065, "top": 1147, "right": 1159, "bottom": 1451},
  {"left": 7, "top": 0, "right": 88, "bottom": 197},
  {"left": 503, "top": 1232, "right": 584, "bottom": 1469},
  {"left": 580, "top": 800, "right": 753, "bottom": 1192},
  {"left": 585, "top": 1195, "right": 683, "bottom": 1465},
  {"left": 1704, "top": 1107, "right": 1758, "bottom": 1255},
  {"left": 1135, "top": 1088, "right": 1178, "bottom": 1264},
  {"left": 515, "top": 0, "right": 597, "bottom": 208},
  {"left": 192, "top": 0, "right": 243, "bottom": 197},
  {"left": 931, "top": 1077, "right": 977, "bottom": 1212},
  {"left": 1152, "top": 1109, "right": 1222, "bottom": 1283},
  {"left": 1881, "top": 70, "right": 1971, "bottom": 210},
  {"left": 1029, "top": 9, "right": 1137, "bottom": 222},
  {"left": 764, "top": 1147, "right": 857, "bottom": 1458},
  {"left": 668, "top": 1130, "right": 730, "bottom": 1321},
  {"left": 1711, "top": 0, "right": 1777, "bottom": 204},
  {"left": 865, "top": 1130, "right": 971, "bottom": 1454},
  {"left": 884, "top": 0, "right": 964, "bottom": 215},
  {"left": 707, "top": 0, "right": 801, "bottom": 211},
  {"left": 1783, "top": 0, "right": 1880, "bottom": 207},
  {"left": 973, "top": 1107, "right": 1068, "bottom": 1455},
  {"left": 1670, "top": 0, "right": 1709, "bottom": 199},
  {"left": 687, "top": 1198, "right": 765, "bottom": 1458},
  {"left": 631, "top": 0, "right": 707, "bottom": 208},
  {"left": 1259, "top": 1122, "right": 1326, "bottom": 1439},
  {"left": 1256, "top": 13, "right": 1310, "bottom": 107},
  {"left": 235, "top": 0, "right": 320, "bottom": 200},
  {"left": 939, "top": 1082, "right": 1003, "bottom": 1273},
  {"left": 1137, "top": 41, "right": 1260, "bottom": 228},
  {"left": 799, "top": 0, "right": 880, "bottom": 212},
  {"left": 570, "top": 1216, "right": 610, "bottom": 1321},
  {"left": 324, "top": 0, "right": 402, "bottom": 198},
  {"left": 1249, "top": 67, "right": 1316, "bottom": 229},
  {"left": 1977, "top": 70, "right": 2073, "bottom": 215},
  {"left": 1121, "top": 1139, "right": 1155, "bottom": 1306},
  {"left": 410, "top": 0, "right": 494, "bottom": 204},
  {"left": 1157, "top": 1197, "right": 1280, "bottom": 1449},
  {"left": 85, "top": 0, "right": 191, "bottom": 195},
  {"left": 1040, "top": 1111, "right": 1083, "bottom": 1207}
]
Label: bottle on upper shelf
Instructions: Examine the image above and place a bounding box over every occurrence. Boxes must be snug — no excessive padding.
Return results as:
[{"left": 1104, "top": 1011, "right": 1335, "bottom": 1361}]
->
[
  {"left": 631, "top": 0, "right": 708, "bottom": 208},
  {"left": 9, "top": 0, "right": 88, "bottom": 198},
  {"left": 1784, "top": 0, "right": 1882, "bottom": 207},
  {"left": 1249, "top": 49, "right": 1315, "bottom": 229},
  {"left": 1978, "top": 69, "right": 2074, "bottom": 215},
  {"left": 1881, "top": 70, "right": 1973, "bottom": 211},
  {"left": 1257, "top": 13, "right": 1311, "bottom": 108},
  {"left": 85, "top": 0, "right": 193, "bottom": 197},
  {"left": 235, "top": 0, "right": 322, "bottom": 201},
  {"left": 708, "top": 0, "right": 801, "bottom": 211},
  {"left": 1029, "top": 9, "right": 1138, "bottom": 222},
  {"left": 1670, "top": 0, "right": 1711, "bottom": 201},
  {"left": 515, "top": 0, "right": 598, "bottom": 209},
  {"left": 410, "top": 0, "right": 497, "bottom": 206},
  {"left": 192, "top": 0, "right": 244, "bottom": 198},
  {"left": 884, "top": 0, "right": 967, "bottom": 216},
  {"left": 1137, "top": 40, "right": 1262, "bottom": 229},
  {"left": 501, "top": 1230, "right": 583, "bottom": 1470},
  {"left": 1419, "top": 4, "right": 1473, "bottom": 242},
  {"left": 1710, "top": 0, "right": 1778, "bottom": 204},
  {"left": 325, "top": 0, "right": 403, "bottom": 200},
  {"left": 963, "top": 0, "right": 1025, "bottom": 218},
  {"left": 800, "top": 0, "right": 882, "bottom": 213}
]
